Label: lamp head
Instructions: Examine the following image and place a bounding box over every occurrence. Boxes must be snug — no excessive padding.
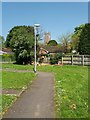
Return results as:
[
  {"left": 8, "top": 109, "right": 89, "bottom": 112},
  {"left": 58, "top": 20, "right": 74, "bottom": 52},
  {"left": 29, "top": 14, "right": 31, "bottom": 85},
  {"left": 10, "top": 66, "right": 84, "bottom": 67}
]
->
[{"left": 34, "top": 24, "right": 40, "bottom": 27}]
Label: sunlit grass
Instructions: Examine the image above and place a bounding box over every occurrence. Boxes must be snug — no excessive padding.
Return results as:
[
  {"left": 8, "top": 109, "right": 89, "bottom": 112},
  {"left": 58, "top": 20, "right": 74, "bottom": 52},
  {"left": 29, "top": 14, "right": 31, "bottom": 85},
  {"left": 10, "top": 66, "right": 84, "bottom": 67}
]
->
[
  {"left": 2, "top": 71, "right": 36, "bottom": 89},
  {"left": 2, "top": 63, "right": 88, "bottom": 118},
  {"left": 2, "top": 63, "right": 33, "bottom": 70},
  {"left": 0, "top": 95, "right": 17, "bottom": 114},
  {"left": 54, "top": 66, "right": 88, "bottom": 118}
]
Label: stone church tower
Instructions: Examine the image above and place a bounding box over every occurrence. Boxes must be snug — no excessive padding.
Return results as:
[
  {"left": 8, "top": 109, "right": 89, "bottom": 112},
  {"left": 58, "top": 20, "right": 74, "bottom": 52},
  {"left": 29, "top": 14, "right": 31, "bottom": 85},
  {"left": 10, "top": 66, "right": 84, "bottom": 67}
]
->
[{"left": 44, "top": 32, "right": 51, "bottom": 44}]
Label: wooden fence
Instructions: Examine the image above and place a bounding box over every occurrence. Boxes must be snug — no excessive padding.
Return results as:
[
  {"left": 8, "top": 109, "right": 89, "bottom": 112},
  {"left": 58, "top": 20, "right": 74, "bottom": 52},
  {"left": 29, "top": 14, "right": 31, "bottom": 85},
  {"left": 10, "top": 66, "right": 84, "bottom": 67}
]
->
[{"left": 61, "top": 55, "right": 90, "bottom": 66}]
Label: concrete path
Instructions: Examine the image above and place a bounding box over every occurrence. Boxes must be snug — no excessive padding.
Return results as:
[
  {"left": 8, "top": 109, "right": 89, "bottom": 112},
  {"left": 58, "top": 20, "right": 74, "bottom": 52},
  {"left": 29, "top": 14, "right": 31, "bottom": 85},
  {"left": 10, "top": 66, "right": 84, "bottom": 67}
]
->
[{"left": 3, "top": 72, "right": 55, "bottom": 118}]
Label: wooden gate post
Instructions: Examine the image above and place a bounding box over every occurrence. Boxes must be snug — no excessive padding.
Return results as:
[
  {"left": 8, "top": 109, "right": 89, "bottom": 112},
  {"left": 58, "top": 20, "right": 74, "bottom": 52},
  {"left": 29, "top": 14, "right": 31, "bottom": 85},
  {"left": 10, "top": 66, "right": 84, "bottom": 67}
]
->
[
  {"left": 71, "top": 55, "right": 73, "bottom": 65},
  {"left": 82, "top": 55, "right": 84, "bottom": 66},
  {"left": 62, "top": 57, "right": 63, "bottom": 64}
]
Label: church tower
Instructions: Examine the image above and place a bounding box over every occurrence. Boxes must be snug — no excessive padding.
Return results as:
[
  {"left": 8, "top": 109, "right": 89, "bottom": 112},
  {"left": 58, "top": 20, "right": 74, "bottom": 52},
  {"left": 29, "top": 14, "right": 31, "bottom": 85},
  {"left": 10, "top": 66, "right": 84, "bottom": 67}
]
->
[{"left": 44, "top": 32, "right": 51, "bottom": 44}]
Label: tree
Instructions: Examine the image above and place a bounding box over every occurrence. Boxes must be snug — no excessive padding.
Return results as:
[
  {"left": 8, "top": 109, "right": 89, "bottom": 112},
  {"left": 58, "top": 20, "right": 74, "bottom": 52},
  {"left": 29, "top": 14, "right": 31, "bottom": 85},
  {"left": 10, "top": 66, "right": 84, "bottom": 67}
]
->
[
  {"left": 71, "top": 34, "right": 79, "bottom": 51},
  {"left": 0, "top": 35, "right": 5, "bottom": 48},
  {"left": 78, "top": 23, "right": 90, "bottom": 55},
  {"left": 58, "top": 33, "right": 71, "bottom": 53},
  {"left": 47, "top": 40, "right": 58, "bottom": 46},
  {"left": 71, "top": 24, "right": 85, "bottom": 51},
  {"left": 6, "top": 26, "right": 35, "bottom": 64}
]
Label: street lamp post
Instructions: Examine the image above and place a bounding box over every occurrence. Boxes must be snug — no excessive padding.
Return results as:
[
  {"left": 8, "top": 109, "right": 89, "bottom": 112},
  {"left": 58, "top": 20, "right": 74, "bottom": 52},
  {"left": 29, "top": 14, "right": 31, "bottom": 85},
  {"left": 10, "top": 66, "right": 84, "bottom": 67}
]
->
[{"left": 34, "top": 24, "right": 40, "bottom": 73}]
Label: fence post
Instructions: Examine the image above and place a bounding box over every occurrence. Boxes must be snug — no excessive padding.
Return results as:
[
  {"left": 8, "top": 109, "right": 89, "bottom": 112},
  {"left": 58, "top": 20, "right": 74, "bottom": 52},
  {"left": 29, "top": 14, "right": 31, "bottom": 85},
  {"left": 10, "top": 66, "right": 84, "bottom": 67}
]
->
[
  {"left": 71, "top": 55, "right": 73, "bottom": 65},
  {"left": 62, "top": 57, "right": 63, "bottom": 64},
  {"left": 82, "top": 55, "right": 84, "bottom": 66}
]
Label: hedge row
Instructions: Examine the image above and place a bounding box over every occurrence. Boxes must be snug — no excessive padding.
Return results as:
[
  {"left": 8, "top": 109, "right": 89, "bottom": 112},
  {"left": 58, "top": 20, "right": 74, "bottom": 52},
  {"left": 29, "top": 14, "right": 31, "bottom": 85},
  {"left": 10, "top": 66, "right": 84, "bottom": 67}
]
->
[{"left": 0, "top": 54, "right": 15, "bottom": 62}]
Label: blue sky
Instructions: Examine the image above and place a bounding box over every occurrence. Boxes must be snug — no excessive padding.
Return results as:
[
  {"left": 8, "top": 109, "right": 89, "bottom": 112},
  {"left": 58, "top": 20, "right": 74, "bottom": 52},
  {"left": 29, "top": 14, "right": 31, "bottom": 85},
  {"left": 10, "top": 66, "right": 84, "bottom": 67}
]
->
[{"left": 2, "top": 2, "right": 88, "bottom": 42}]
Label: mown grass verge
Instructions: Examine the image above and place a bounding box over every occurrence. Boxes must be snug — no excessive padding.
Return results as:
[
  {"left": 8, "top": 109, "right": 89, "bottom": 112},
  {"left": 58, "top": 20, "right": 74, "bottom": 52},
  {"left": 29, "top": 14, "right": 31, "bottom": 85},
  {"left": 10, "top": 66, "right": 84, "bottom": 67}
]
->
[
  {"left": 2, "top": 71, "right": 36, "bottom": 89},
  {"left": 0, "top": 95, "right": 17, "bottom": 116},
  {"left": 2, "top": 63, "right": 33, "bottom": 70}
]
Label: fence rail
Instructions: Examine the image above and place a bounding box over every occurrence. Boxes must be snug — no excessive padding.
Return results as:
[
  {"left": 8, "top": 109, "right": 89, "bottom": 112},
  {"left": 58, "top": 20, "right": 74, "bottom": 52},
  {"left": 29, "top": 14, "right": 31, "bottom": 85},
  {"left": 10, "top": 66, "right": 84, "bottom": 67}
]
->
[{"left": 61, "top": 55, "right": 90, "bottom": 66}]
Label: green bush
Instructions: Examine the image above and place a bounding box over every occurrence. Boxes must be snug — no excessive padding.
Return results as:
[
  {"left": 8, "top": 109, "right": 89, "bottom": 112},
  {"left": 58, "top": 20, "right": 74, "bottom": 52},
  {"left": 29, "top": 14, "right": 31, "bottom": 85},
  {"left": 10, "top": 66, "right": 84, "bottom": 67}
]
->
[
  {"left": 50, "top": 57, "right": 58, "bottom": 64},
  {"left": 1, "top": 54, "right": 15, "bottom": 62},
  {"left": 50, "top": 53, "right": 63, "bottom": 64}
]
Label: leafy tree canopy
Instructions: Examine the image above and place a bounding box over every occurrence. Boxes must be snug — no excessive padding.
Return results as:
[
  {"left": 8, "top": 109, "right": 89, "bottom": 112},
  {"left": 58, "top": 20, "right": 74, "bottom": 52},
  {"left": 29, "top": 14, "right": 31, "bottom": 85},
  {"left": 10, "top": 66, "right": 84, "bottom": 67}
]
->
[
  {"left": 71, "top": 24, "right": 85, "bottom": 51},
  {"left": 6, "top": 26, "right": 35, "bottom": 64},
  {"left": 58, "top": 33, "right": 72, "bottom": 53},
  {"left": 0, "top": 35, "right": 5, "bottom": 48},
  {"left": 78, "top": 23, "right": 90, "bottom": 55},
  {"left": 74, "top": 24, "right": 85, "bottom": 36},
  {"left": 47, "top": 40, "right": 58, "bottom": 46}
]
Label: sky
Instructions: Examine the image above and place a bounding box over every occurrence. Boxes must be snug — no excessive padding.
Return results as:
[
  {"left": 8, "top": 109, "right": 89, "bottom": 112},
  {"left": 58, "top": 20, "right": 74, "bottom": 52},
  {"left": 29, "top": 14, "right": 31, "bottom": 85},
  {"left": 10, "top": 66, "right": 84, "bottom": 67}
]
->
[{"left": 2, "top": 2, "right": 88, "bottom": 42}]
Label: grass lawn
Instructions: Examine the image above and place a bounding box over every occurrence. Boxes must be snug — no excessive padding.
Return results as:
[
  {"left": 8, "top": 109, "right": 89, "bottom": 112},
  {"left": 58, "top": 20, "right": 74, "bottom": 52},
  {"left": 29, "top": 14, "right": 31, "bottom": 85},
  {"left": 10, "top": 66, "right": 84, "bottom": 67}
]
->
[
  {"left": 0, "top": 95, "right": 17, "bottom": 115},
  {"left": 54, "top": 66, "right": 88, "bottom": 118},
  {"left": 2, "top": 71, "right": 36, "bottom": 89},
  {"left": 2, "top": 63, "right": 88, "bottom": 118},
  {"left": 2, "top": 63, "right": 33, "bottom": 70}
]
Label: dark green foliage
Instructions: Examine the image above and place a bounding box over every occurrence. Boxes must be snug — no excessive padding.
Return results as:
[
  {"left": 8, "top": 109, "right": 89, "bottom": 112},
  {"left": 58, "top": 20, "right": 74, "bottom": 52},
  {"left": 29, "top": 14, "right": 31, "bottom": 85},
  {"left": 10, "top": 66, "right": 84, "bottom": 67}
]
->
[
  {"left": 74, "top": 24, "right": 85, "bottom": 36},
  {"left": 78, "top": 23, "right": 90, "bottom": 55},
  {"left": 50, "top": 57, "right": 58, "bottom": 64},
  {"left": 71, "top": 24, "right": 85, "bottom": 52},
  {"left": 6, "top": 26, "right": 35, "bottom": 64},
  {"left": 47, "top": 40, "right": 58, "bottom": 46},
  {"left": 0, "top": 35, "right": 5, "bottom": 48},
  {"left": 38, "top": 57, "right": 44, "bottom": 64},
  {"left": 50, "top": 53, "right": 63, "bottom": 64}
]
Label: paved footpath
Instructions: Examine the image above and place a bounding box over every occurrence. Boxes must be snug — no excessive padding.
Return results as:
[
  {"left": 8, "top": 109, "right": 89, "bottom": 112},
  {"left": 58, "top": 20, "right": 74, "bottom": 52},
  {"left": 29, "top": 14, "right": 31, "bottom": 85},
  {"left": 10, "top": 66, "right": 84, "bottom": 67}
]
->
[{"left": 3, "top": 72, "right": 55, "bottom": 118}]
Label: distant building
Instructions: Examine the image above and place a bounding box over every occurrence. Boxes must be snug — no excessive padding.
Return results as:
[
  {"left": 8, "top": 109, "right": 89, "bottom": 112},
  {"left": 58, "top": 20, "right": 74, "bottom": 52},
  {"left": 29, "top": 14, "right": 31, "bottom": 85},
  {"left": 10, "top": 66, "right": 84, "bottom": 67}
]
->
[
  {"left": 44, "top": 32, "right": 51, "bottom": 44},
  {"left": 0, "top": 50, "right": 7, "bottom": 55},
  {"left": 2, "top": 48, "right": 13, "bottom": 54},
  {"left": 39, "top": 46, "right": 63, "bottom": 55},
  {"left": 38, "top": 46, "right": 64, "bottom": 63}
]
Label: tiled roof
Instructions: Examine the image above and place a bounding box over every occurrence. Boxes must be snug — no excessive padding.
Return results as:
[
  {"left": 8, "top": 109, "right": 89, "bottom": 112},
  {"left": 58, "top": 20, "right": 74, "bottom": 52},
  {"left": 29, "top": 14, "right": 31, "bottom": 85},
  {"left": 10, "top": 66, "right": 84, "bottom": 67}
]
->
[
  {"left": 41, "top": 45, "right": 63, "bottom": 53},
  {"left": 2, "top": 48, "right": 13, "bottom": 54}
]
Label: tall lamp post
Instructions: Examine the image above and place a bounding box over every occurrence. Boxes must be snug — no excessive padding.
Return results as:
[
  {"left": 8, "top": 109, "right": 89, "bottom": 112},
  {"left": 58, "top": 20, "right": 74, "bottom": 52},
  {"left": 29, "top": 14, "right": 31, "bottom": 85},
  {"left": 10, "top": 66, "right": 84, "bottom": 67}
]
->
[{"left": 34, "top": 24, "right": 40, "bottom": 73}]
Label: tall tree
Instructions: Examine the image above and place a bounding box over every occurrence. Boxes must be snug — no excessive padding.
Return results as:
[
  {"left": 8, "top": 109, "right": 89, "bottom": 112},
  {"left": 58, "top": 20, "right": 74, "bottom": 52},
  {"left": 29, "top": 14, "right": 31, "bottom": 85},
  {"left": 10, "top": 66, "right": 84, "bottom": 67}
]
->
[
  {"left": 58, "top": 33, "right": 71, "bottom": 53},
  {"left": 71, "top": 24, "right": 85, "bottom": 51},
  {"left": 78, "top": 23, "right": 90, "bottom": 55},
  {"left": 0, "top": 35, "right": 5, "bottom": 48},
  {"left": 6, "top": 26, "right": 35, "bottom": 64}
]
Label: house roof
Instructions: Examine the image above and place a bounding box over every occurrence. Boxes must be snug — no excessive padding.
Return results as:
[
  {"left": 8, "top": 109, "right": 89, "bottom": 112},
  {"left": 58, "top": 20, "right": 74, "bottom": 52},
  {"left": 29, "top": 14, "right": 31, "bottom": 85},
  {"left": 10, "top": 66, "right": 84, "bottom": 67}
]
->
[
  {"left": 0, "top": 50, "right": 7, "bottom": 55},
  {"left": 41, "top": 45, "right": 63, "bottom": 53},
  {"left": 2, "top": 48, "right": 13, "bottom": 54},
  {"left": 40, "top": 47, "right": 49, "bottom": 53}
]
